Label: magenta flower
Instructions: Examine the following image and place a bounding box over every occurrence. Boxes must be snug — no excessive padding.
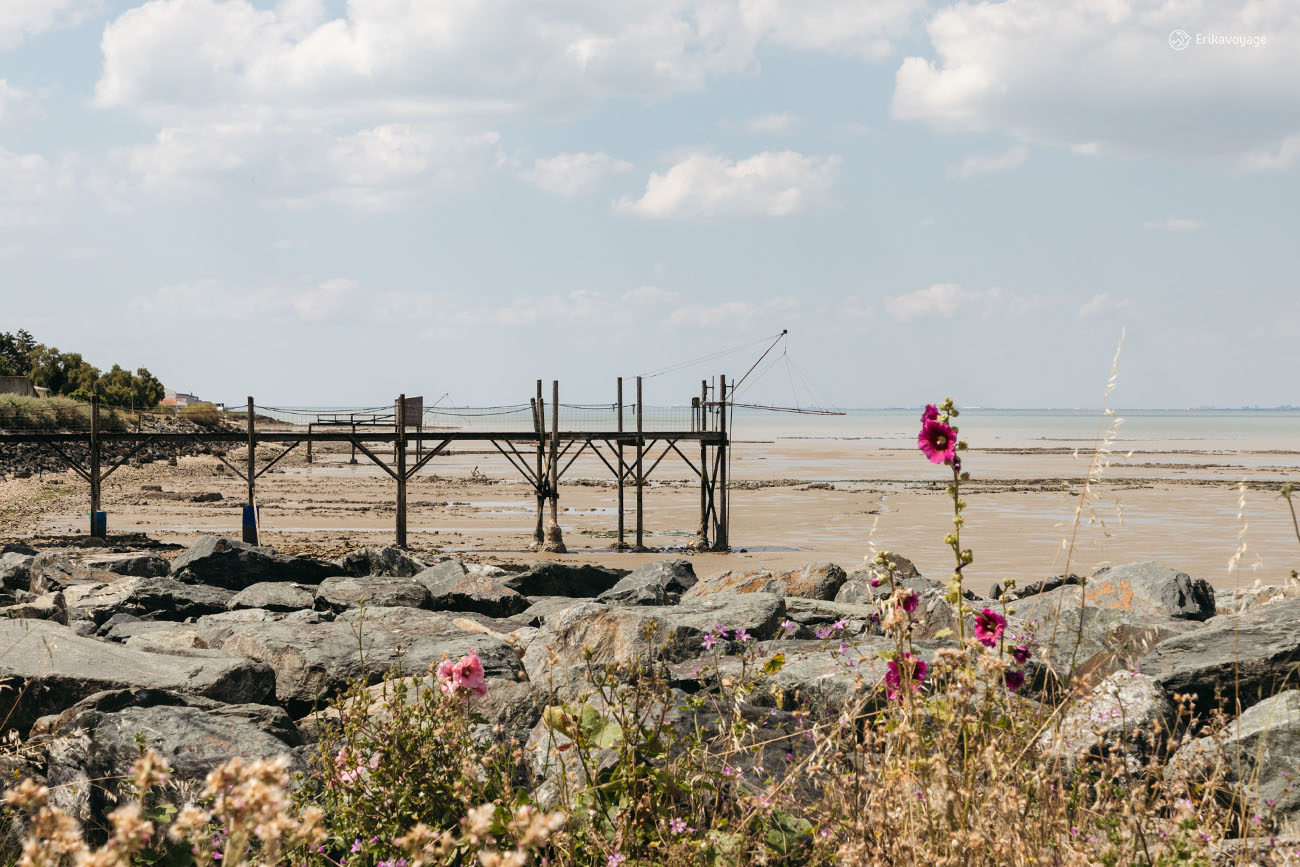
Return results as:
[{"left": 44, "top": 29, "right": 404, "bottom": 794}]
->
[
  {"left": 1011, "top": 644, "right": 1031, "bottom": 665},
  {"left": 883, "top": 652, "right": 928, "bottom": 700},
  {"left": 973, "top": 608, "right": 1006, "bottom": 648},
  {"left": 901, "top": 592, "right": 919, "bottom": 614},
  {"left": 918, "top": 417, "right": 957, "bottom": 465},
  {"left": 1004, "top": 669, "right": 1026, "bottom": 692},
  {"left": 921, "top": 404, "right": 939, "bottom": 424},
  {"left": 435, "top": 651, "right": 487, "bottom": 698},
  {"left": 701, "top": 632, "right": 717, "bottom": 650},
  {"left": 669, "top": 817, "right": 688, "bottom": 834}
]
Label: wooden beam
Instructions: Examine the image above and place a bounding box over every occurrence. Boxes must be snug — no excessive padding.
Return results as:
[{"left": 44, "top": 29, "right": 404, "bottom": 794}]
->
[
  {"left": 244, "top": 396, "right": 258, "bottom": 544},
  {"left": 395, "top": 394, "right": 407, "bottom": 548}
]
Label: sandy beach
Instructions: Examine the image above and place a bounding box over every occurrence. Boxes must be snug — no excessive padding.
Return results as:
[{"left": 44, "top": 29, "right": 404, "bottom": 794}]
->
[{"left": 5, "top": 409, "right": 1297, "bottom": 593}]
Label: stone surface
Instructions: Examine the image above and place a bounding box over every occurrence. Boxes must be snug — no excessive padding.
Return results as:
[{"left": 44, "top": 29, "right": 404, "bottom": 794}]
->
[
  {"left": 416, "top": 560, "right": 529, "bottom": 617},
  {"left": 834, "top": 554, "right": 922, "bottom": 604},
  {"left": 685, "top": 562, "right": 847, "bottom": 602},
  {"left": 520, "top": 596, "right": 587, "bottom": 627},
  {"left": 170, "top": 536, "right": 343, "bottom": 590},
  {"left": 336, "top": 545, "right": 429, "bottom": 578},
  {"left": 229, "top": 581, "right": 316, "bottom": 611},
  {"left": 597, "top": 559, "right": 698, "bottom": 606},
  {"left": 1168, "top": 690, "right": 1300, "bottom": 832},
  {"left": 197, "top": 606, "right": 522, "bottom": 711},
  {"left": 1021, "top": 562, "right": 1215, "bottom": 622},
  {"left": 28, "top": 550, "right": 126, "bottom": 595},
  {"left": 124, "top": 577, "right": 235, "bottom": 619},
  {"left": 1039, "top": 671, "right": 1173, "bottom": 769},
  {"left": 0, "top": 551, "right": 33, "bottom": 591},
  {"left": 0, "top": 618, "right": 275, "bottom": 735},
  {"left": 78, "top": 552, "right": 170, "bottom": 578},
  {"left": 504, "top": 561, "right": 628, "bottom": 598},
  {"left": 314, "top": 575, "right": 430, "bottom": 611},
  {"left": 1140, "top": 598, "right": 1300, "bottom": 714}
]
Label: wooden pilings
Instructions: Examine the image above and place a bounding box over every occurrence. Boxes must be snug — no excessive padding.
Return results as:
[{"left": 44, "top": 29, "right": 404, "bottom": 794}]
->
[
  {"left": 396, "top": 393, "right": 408, "bottom": 548},
  {"left": 244, "top": 396, "right": 258, "bottom": 544},
  {"left": 89, "top": 394, "right": 102, "bottom": 537}
]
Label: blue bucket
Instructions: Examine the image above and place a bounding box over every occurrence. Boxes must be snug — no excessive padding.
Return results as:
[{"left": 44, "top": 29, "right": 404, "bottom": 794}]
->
[{"left": 90, "top": 511, "right": 107, "bottom": 537}]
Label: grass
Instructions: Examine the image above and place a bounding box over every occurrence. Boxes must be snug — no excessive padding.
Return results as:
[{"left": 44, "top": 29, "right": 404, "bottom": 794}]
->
[{"left": 0, "top": 395, "right": 126, "bottom": 432}]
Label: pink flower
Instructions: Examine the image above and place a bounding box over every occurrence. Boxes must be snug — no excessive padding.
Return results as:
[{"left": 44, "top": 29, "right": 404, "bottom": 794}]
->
[
  {"left": 1004, "top": 670, "right": 1026, "bottom": 692},
  {"left": 435, "top": 651, "right": 488, "bottom": 698},
  {"left": 435, "top": 659, "right": 457, "bottom": 695},
  {"left": 918, "top": 417, "right": 957, "bottom": 465},
  {"left": 973, "top": 608, "right": 1006, "bottom": 648},
  {"left": 901, "top": 592, "right": 919, "bottom": 614},
  {"left": 921, "top": 404, "right": 939, "bottom": 424},
  {"left": 1011, "top": 644, "right": 1031, "bottom": 665},
  {"left": 883, "top": 652, "right": 928, "bottom": 700}
]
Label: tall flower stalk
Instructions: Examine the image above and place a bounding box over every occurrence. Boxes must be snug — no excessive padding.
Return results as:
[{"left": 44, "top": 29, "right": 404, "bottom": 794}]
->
[{"left": 919, "top": 399, "right": 971, "bottom": 641}]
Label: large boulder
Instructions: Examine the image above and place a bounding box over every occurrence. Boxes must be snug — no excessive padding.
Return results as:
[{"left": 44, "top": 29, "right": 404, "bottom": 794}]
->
[
  {"left": 336, "top": 546, "right": 430, "bottom": 578},
  {"left": 1167, "top": 690, "right": 1300, "bottom": 832},
  {"left": 416, "top": 560, "right": 530, "bottom": 617},
  {"left": 1140, "top": 598, "right": 1300, "bottom": 714},
  {"left": 28, "top": 551, "right": 127, "bottom": 595},
  {"left": 597, "top": 559, "right": 698, "bottom": 606},
  {"left": 0, "top": 618, "right": 275, "bottom": 736},
  {"left": 1038, "top": 671, "right": 1173, "bottom": 769},
  {"left": 196, "top": 606, "right": 522, "bottom": 712},
  {"left": 520, "top": 593, "right": 786, "bottom": 695},
  {"left": 0, "top": 551, "right": 34, "bottom": 591},
  {"left": 78, "top": 552, "right": 171, "bottom": 578},
  {"left": 834, "top": 554, "right": 922, "bottom": 604},
  {"left": 123, "top": 577, "right": 236, "bottom": 619},
  {"left": 41, "top": 689, "right": 300, "bottom": 837},
  {"left": 170, "top": 536, "right": 343, "bottom": 590},
  {"left": 684, "top": 562, "right": 847, "bottom": 602},
  {"left": 229, "top": 581, "right": 316, "bottom": 612},
  {"left": 1025, "top": 562, "right": 1215, "bottom": 622},
  {"left": 314, "top": 575, "right": 430, "bottom": 612},
  {"left": 504, "top": 561, "right": 628, "bottom": 598}
]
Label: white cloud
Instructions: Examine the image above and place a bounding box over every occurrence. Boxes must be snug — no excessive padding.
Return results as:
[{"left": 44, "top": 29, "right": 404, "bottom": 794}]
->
[
  {"left": 0, "top": 79, "right": 31, "bottom": 121},
  {"left": 883, "top": 283, "right": 1038, "bottom": 321},
  {"left": 615, "top": 151, "right": 840, "bottom": 218},
  {"left": 949, "top": 144, "right": 1027, "bottom": 179},
  {"left": 1143, "top": 217, "right": 1206, "bottom": 232},
  {"left": 1241, "top": 132, "right": 1300, "bottom": 171},
  {"left": 1077, "top": 293, "right": 1131, "bottom": 319},
  {"left": 0, "top": 0, "right": 100, "bottom": 51},
  {"left": 132, "top": 276, "right": 365, "bottom": 322},
  {"left": 522, "top": 152, "right": 633, "bottom": 196},
  {"left": 663, "top": 296, "right": 800, "bottom": 328},
  {"left": 0, "top": 146, "right": 74, "bottom": 223},
  {"left": 289, "top": 277, "right": 357, "bottom": 320},
  {"left": 892, "top": 0, "right": 1300, "bottom": 159},
  {"left": 746, "top": 112, "right": 799, "bottom": 133},
  {"left": 325, "top": 125, "right": 503, "bottom": 210},
  {"left": 622, "top": 285, "right": 680, "bottom": 305}
]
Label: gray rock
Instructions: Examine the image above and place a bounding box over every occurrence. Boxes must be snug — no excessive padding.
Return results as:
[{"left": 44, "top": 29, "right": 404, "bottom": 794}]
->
[
  {"left": 520, "top": 596, "right": 587, "bottom": 627},
  {"left": 597, "top": 559, "right": 698, "bottom": 606},
  {"left": 43, "top": 689, "right": 299, "bottom": 837},
  {"left": 1140, "top": 598, "right": 1300, "bottom": 715},
  {"left": 170, "top": 536, "right": 343, "bottom": 590},
  {"left": 1168, "top": 690, "right": 1300, "bottom": 832},
  {"left": 685, "top": 562, "right": 848, "bottom": 602},
  {"left": 125, "top": 577, "right": 235, "bottom": 619},
  {"left": 0, "top": 552, "right": 33, "bottom": 591},
  {"left": 336, "top": 546, "right": 429, "bottom": 578},
  {"left": 416, "top": 560, "right": 529, "bottom": 617},
  {"left": 229, "top": 581, "right": 316, "bottom": 612},
  {"left": 504, "top": 561, "right": 628, "bottom": 598},
  {"left": 834, "top": 554, "right": 922, "bottom": 604},
  {"left": 198, "top": 606, "right": 522, "bottom": 712},
  {"left": 1039, "top": 562, "right": 1215, "bottom": 622},
  {"left": 0, "top": 618, "right": 275, "bottom": 736},
  {"left": 28, "top": 551, "right": 126, "bottom": 595},
  {"left": 1039, "top": 671, "right": 1173, "bottom": 769},
  {"left": 314, "top": 575, "right": 430, "bottom": 611},
  {"left": 78, "top": 552, "right": 170, "bottom": 578}
]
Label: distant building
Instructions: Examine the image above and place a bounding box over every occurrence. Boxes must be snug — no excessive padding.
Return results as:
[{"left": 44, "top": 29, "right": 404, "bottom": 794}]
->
[
  {"left": 0, "top": 376, "right": 38, "bottom": 397},
  {"left": 163, "top": 389, "right": 201, "bottom": 408}
]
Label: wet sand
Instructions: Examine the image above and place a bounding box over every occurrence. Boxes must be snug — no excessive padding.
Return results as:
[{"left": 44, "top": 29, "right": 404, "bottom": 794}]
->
[{"left": 4, "top": 431, "right": 1298, "bottom": 593}]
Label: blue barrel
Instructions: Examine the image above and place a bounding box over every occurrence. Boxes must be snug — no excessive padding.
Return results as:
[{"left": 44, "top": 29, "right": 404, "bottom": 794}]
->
[
  {"left": 90, "top": 511, "right": 107, "bottom": 537},
  {"left": 241, "top": 504, "right": 260, "bottom": 544}
]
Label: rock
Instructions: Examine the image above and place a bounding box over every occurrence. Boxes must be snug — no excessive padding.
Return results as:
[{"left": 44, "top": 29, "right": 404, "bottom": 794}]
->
[
  {"left": 834, "top": 554, "right": 922, "bottom": 604},
  {"left": 229, "top": 581, "right": 316, "bottom": 612},
  {"left": 992, "top": 573, "right": 1083, "bottom": 602},
  {"left": 0, "top": 551, "right": 33, "bottom": 591},
  {"left": 520, "top": 596, "right": 587, "bottom": 627},
  {"left": 1086, "top": 562, "right": 1215, "bottom": 621},
  {"left": 520, "top": 593, "right": 786, "bottom": 695},
  {"left": 685, "top": 562, "right": 847, "bottom": 602},
  {"left": 125, "top": 629, "right": 209, "bottom": 653},
  {"left": 1140, "top": 598, "right": 1300, "bottom": 715},
  {"left": 416, "top": 560, "right": 529, "bottom": 617},
  {"left": 170, "top": 536, "right": 343, "bottom": 590},
  {"left": 78, "top": 552, "right": 170, "bottom": 578},
  {"left": 190, "top": 491, "right": 224, "bottom": 502},
  {"left": 1039, "top": 671, "right": 1173, "bottom": 769},
  {"left": 1216, "top": 584, "right": 1297, "bottom": 615},
  {"left": 336, "top": 546, "right": 429, "bottom": 578},
  {"left": 1168, "top": 690, "right": 1300, "bottom": 833},
  {"left": 28, "top": 550, "right": 126, "bottom": 595},
  {"left": 0, "top": 591, "right": 68, "bottom": 625},
  {"left": 42, "top": 689, "right": 299, "bottom": 837},
  {"left": 504, "top": 561, "right": 628, "bottom": 598},
  {"left": 197, "top": 606, "right": 522, "bottom": 712},
  {"left": 125, "top": 577, "right": 235, "bottom": 619},
  {"left": 314, "top": 575, "right": 430, "bottom": 611},
  {"left": 597, "top": 559, "right": 698, "bottom": 606},
  {"left": 0, "top": 618, "right": 275, "bottom": 736}
]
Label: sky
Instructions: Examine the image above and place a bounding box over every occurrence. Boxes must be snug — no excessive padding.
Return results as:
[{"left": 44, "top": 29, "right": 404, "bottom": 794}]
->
[{"left": 1, "top": 0, "right": 1297, "bottom": 409}]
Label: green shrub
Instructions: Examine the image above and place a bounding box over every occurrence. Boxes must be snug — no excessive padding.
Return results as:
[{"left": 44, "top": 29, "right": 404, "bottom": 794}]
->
[{"left": 180, "top": 401, "right": 221, "bottom": 427}]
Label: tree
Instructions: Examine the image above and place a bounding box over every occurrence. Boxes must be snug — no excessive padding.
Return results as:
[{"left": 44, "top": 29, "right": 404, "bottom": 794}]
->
[
  {"left": 97, "top": 365, "right": 166, "bottom": 409},
  {"left": 29, "top": 347, "right": 101, "bottom": 398},
  {"left": 0, "top": 329, "right": 38, "bottom": 376}
]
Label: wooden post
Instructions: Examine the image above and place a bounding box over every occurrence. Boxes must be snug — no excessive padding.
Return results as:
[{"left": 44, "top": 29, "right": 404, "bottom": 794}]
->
[
  {"left": 698, "top": 380, "right": 708, "bottom": 546},
  {"left": 306, "top": 423, "right": 313, "bottom": 464},
  {"left": 717, "top": 374, "right": 728, "bottom": 550},
  {"left": 396, "top": 394, "right": 407, "bottom": 548},
  {"left": 244, "top": 396, "right": 258, "bottom": 544},
  {"left": 635, "top": 376, "right": 644, "bottom": 550},
  {"left": 349, "top": 421, "right": 357, "bottom": 464},
  {"left": 545, "top": 380, "right": 565, "bottom": 551},
  {"left": 533, "top": 380, "right": 544, "bottom": 548},
  {"left": 616, "top": 377, "right": 625, "bottom": 549},
  {"left": 89, "top": 393, "right": 103, "bottom": 537}
]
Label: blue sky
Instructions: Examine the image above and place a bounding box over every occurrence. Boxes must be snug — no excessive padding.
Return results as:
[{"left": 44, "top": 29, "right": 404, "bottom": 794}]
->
[{"left": 1, "top": 0, "right": 1297, "bottom": 408}]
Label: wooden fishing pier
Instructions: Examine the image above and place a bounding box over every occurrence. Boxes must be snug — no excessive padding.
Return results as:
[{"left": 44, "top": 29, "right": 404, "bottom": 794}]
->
[{"left": 0, "top": 376, "right": 733, "bottom": 552}]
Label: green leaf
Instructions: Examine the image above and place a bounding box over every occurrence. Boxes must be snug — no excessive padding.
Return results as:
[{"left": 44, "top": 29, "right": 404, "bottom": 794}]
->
[
  {"left": 932, "top": 627, "right": 955, "bottom": 640},
  {"left": 762, "top": 652, "right": 786, "bottom": 675}
]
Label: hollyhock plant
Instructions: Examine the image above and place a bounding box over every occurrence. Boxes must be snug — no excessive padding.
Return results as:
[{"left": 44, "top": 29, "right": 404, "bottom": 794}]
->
[
  {"left": 973, "top": 608, "right": 1006, "bottom": 648},
  {"left": 883, "top": 652, "right": 928, "bottom": 700},
  {"left": 1004, "top": 669, "right": 1026, "bottom": 692},
  {"left": 435, "top": 650, "right": 487, "bottom": 698},
  {"left": 918, "top": 416, "right": 957, "bottom": 465},
  {"left": 1011, "top": 644, "right": 1032, "bottom": 665}
]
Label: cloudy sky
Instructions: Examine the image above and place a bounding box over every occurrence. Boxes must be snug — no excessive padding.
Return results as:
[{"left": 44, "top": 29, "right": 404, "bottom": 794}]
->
[{"left": 2, "top": 0, "right": 1297, "bottom": 408}]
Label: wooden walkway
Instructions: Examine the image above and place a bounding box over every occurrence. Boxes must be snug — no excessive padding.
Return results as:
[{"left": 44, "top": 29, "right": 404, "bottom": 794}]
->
[{"left": 0, "top": 376, "right": 733, "bottom": 552}]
